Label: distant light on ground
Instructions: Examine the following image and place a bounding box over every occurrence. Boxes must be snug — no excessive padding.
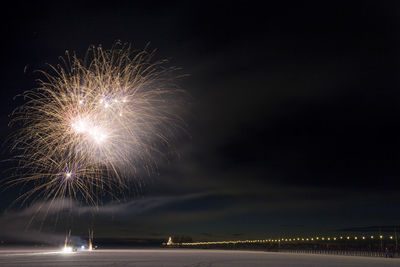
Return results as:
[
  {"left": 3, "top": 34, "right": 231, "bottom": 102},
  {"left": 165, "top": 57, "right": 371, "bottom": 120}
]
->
[{"left": 62, "top": 246, "right": 73, "bottom": 253}]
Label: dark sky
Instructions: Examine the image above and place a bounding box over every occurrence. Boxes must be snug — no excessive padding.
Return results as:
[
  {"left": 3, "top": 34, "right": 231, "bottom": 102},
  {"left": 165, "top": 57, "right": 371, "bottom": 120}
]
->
[{"left": 1, "top": 1, "right": 400, "bottom": 243}]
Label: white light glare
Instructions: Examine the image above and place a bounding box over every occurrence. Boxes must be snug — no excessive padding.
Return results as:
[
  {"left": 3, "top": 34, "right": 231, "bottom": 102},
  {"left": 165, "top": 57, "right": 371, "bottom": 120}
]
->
[
  {"left": 71, "top": 118, "right": 88, "bottom": 133},
  {"left": 71, "top": 117, "right": 108, "bottom": 144},
  {"left": 62, "top": 246, "right": 73, "bottom": 253},
  {"left": 89, "top": 126, "right": 107, "bottom": 144}
]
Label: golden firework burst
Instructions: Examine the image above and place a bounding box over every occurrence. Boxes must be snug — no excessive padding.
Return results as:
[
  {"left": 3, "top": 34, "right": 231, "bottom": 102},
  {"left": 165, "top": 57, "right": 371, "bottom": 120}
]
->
[{"left": 7, "top": 42, "right": 185, "bottom": 206}]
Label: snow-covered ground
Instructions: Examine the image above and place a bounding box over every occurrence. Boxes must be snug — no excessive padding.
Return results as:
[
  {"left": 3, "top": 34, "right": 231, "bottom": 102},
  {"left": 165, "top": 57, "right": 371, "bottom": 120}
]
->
[{"left": 0, "top": 248, "right": 399, "bottom": 266}]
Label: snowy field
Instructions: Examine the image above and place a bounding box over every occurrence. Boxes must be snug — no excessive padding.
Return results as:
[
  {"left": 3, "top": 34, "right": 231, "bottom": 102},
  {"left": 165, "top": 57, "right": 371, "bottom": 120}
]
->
[{"left": 0, "top": 248, "right": 399, "bottom": 266}]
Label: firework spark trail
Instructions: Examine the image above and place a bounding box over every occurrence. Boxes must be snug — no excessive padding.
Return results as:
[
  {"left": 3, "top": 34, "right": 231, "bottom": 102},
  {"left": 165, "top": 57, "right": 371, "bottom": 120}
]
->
[{"left": 6, "top": 42, "right": 185, "bottom": 207}]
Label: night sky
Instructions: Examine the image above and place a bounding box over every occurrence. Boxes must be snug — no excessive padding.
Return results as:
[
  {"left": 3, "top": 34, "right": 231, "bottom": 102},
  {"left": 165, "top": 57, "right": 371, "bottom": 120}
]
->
[{"left": 1, "top": 1, "right": 400, "bottom": 244}]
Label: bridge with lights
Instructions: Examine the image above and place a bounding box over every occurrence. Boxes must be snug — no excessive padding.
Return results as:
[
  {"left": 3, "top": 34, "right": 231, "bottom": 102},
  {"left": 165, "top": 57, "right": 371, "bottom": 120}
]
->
[{"left": 164, "top": 233, "right": 400, "bottom": 258}]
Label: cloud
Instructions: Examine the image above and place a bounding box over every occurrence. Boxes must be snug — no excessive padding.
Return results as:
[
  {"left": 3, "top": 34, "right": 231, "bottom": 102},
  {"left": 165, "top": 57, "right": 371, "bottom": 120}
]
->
[
  {"left": 77, "top": 192, "right": 210, "bottom": 216},
  {"left": 0, "top": 192, "right": 211, "bottom": 244}
]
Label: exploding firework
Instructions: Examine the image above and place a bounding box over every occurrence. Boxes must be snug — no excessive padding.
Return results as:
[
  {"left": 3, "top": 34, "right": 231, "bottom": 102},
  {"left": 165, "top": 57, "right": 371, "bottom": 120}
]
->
[{"left": 6, "top": 42, "right": 185, "bottom": 206}]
